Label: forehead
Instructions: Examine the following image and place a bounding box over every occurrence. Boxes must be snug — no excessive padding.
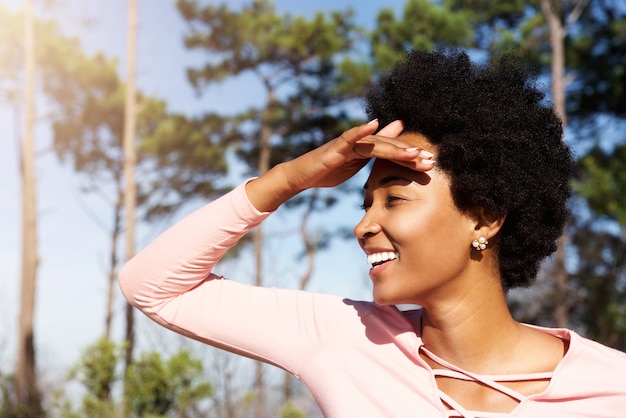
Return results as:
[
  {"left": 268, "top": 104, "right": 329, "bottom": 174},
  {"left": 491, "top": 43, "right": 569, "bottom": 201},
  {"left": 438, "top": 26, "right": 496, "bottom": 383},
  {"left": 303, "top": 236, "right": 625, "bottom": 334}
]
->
[
  {"left": 363, "top": 131, "right": 445, "bottom": 189},
  {"left": 396, "top": 131, "right": 437, "bottom": 153},
  {"left": 364, "top": 159, "right": 434, "bottom": 190}
]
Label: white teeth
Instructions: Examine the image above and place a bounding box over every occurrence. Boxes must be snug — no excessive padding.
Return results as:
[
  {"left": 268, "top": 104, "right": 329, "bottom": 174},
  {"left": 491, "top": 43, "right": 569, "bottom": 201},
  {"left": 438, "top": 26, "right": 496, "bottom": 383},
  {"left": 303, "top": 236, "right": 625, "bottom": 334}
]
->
[{"left": 367, "top": 252, "right": 398, "bottom": 266}]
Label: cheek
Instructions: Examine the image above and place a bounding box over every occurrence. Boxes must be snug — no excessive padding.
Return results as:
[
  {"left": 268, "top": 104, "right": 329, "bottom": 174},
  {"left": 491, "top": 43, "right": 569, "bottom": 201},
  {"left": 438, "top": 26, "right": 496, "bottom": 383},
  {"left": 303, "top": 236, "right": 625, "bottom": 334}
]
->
[{"left": 399, "top": 212, "right": 472, "bottom": 270}]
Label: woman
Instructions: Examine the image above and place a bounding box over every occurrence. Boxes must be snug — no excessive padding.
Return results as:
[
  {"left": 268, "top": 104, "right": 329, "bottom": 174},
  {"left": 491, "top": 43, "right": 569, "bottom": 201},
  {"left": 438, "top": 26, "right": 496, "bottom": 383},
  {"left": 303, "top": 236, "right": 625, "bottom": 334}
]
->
[{"left": 119, "top": 49, "right": 626, "bottom": 417}]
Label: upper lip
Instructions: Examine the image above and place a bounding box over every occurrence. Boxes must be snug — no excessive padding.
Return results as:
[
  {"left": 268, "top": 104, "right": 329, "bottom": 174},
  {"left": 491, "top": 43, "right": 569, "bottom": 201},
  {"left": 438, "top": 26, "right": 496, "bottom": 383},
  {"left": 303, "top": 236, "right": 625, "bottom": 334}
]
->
[{"left": 362, "top": 246, "right": 397, "bottom": 255}]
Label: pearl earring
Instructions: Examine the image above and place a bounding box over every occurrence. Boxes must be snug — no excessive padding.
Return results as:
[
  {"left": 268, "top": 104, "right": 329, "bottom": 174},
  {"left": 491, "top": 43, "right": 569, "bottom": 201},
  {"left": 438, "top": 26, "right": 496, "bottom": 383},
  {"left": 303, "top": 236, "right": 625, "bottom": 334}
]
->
[{"left": 472, "top": 236, "right": 488, "bottom": 251}]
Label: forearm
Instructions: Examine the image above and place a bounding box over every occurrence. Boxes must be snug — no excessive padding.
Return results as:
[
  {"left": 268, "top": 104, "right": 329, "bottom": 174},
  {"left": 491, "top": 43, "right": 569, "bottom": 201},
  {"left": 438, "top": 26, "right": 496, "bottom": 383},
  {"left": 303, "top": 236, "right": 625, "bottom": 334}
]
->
[
  {"left": 245, "top": 161, "right": 303, "bottom": 213},
  {"left": 119, "top": 182, "right": 271, "bottom": 312}
]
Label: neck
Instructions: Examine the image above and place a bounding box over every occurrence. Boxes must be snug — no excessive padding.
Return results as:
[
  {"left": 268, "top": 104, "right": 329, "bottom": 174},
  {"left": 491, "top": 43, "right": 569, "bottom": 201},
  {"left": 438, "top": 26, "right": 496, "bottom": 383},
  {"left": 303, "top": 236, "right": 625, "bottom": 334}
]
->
[{"left": 419, "top": 278, "right": 522, "bottom": 373}]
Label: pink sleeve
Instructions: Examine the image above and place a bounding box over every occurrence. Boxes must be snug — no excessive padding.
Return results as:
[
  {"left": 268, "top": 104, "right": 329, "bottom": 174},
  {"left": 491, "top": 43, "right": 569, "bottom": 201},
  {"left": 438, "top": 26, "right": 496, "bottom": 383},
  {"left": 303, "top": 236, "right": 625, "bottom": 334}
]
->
[{"left": 118, "top": 182, "right": 342, "bottom": 374}]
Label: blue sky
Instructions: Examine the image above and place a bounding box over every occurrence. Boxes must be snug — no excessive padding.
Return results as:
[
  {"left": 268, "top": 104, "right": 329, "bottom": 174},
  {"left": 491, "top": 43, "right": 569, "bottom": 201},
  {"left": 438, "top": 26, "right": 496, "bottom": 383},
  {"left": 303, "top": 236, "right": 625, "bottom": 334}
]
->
[{"left": 0, "top": 0, "right": 405, "bottom": 382}]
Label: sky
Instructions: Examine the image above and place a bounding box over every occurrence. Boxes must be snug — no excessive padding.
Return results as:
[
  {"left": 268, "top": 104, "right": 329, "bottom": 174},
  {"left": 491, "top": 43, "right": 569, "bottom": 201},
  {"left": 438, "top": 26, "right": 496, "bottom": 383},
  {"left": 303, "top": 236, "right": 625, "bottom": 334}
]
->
[{"left": 0, "top": 0, "right": 406, "bottom": 387}]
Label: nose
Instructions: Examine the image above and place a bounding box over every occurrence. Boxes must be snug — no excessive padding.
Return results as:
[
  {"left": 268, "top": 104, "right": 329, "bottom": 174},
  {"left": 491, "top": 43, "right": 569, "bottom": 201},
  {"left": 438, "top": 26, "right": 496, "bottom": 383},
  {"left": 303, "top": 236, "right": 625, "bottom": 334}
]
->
[{"left": 353, "top": 208, "right": 382, "bottom": 243}]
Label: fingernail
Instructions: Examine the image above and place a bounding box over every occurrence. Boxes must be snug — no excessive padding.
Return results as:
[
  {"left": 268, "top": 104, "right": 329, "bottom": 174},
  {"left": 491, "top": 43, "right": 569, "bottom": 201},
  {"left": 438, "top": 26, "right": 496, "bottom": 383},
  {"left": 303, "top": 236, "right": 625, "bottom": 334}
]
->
[
  {"left": 367, "top": 118, "right": 378, "bottom": 125},
  {"left": 422, "top": 159, "right": 435, "bottom": 165},
  {"left": 405, "top": 147, "right": 419, "bottom": 152}
]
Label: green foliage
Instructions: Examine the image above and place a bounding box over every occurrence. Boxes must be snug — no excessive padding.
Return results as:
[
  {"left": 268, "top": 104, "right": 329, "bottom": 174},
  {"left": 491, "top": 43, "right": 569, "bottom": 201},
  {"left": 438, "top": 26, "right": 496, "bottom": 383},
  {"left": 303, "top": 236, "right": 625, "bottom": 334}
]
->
[
  {"left": 62, "top": 339, "right": 213, "bottom": 417},
  {"left": 0, "top": 5, "right": 23, "bottom": 105},
  {"left": 566, "top": 2, "right": 626, "bottom": 118},
  {"left": 175, "top": 0, "right": 370, "bottom": 262},
  {"left": 568, "top": 217, "right": 626, "bottom": 351},
  {"left": 177, "top": 0, "right": 358, "bottom": 87},
  {"left": 574, "top": 144, "right": 626, "bottom": 227},
  {"left": 124, "top": 350, "right": 213, "bottom": 418},
  {"left": 0, "top": 4, "right": 228, "bottom": 223},
  {"left": 447, "top": 0, "right": 626, "bottom": 122},
  {"left": 371, "top": 0, "right": 474, "bottom": 68},
  {"left": 0, "top": 373, "right": 18, "bottom": 418},
  {"left": 48, "top": 54, "right": 124, "bottom": 178},
  {"left": 445, "top": 0, "right": 531, "bottom": 50},
  {"left": 65, "top": 337, "right": 122, "bottom": 418},
  {"left": 176, "top": 0, "right": 365, "bottom": 169},
  {"left": 138, "top": 110, "right": 230, "bottom": 220},
  {"left": 277, "top": 400, "right": 309, "bottom": 418},
  {"left": 572, "top": 144, "right": 626, "bottom": 348}
]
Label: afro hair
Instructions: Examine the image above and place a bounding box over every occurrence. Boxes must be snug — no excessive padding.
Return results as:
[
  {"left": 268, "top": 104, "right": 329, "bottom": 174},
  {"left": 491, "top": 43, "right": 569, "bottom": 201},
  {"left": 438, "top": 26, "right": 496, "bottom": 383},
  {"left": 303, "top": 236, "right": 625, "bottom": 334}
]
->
[{"left": 364, "top": 48, "right": 573, "bottom": 290}]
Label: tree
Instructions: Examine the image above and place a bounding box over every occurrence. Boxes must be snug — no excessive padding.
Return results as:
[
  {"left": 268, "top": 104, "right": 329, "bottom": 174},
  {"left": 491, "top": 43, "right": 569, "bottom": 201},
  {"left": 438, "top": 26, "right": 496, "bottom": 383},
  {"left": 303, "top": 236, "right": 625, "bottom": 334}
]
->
[
  {"left": 0, "top": 10, "right": 230, "bottom": 415},
  {"left": 60, "top": 338, "right": 214, "bottom": 418},
  {"left": 122, "top": 0, "right": 139, "bottom": 392},
  {"left": 15, "top": 0, "right": 43, "bottom": 415},
  {"left": 568, "top": 215, "right": 626, "bottom": 351},
  {"left": 65, "top": 337, "right": 121, "bottom": 418},
  {"left": 539, "top": 0, "right": 588, "bottom": 328},
  {"left": 124, "top": 350, "right": 213, "bottom": 417},
  {"left": 565, "top": 0, "right": 626, "bottom": 119},
  {"left": 0, "top": 5, "right": 110, "bottom": 413},
  {"left": 32, "top": 5, "right": 227, "bottom": 351},
  {"left": 571, "top": 143, "right": 626, "bottom": 351},
  {"left": 176, "top": 0, "right": 366, "bottom": 412},
  {"left": 370, "top": 0, "right": 474, "bottom": 68}
]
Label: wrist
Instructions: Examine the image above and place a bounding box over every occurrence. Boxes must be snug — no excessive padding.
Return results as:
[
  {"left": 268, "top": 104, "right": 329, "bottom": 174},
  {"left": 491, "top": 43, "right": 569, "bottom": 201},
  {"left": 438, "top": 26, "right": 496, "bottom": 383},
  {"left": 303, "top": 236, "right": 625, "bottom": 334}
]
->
[{"left": 245, "top": 162, "right": 302, "bottom": 212}]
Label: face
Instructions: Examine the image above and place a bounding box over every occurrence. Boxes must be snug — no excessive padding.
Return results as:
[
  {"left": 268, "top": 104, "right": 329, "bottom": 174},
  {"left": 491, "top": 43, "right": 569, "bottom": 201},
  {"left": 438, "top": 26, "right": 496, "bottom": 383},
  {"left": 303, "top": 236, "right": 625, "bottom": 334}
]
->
[{"left": 354, "top": 133, "right": 479, "bottom": 306}]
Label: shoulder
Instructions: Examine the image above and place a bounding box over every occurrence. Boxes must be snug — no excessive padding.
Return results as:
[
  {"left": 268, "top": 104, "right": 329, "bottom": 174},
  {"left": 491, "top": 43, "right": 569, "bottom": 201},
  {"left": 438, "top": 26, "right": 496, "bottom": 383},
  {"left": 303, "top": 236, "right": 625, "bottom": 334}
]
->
[
  {"left": 542, "top": 331, "right": 626, "bottom": 414},
  {"left": 526, "top": 325, "right": 626, "bottom": 366},
  {"left": 567, "top": 331, "right": 626, "bottom": 369},
  {"left": 532, "top": 326, "right": 626, "bottom": 373},
  {"left": 545, "top": 328, "right": 626, "bottom": 400}
]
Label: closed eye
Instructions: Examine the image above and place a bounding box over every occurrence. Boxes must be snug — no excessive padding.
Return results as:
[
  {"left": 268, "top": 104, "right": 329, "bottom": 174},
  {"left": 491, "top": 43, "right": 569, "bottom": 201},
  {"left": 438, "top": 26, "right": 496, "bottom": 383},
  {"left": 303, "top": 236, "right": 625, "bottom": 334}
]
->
[
  {"left": 386, "top": 195, "right": 404, "bottom": 206},
  {"left": 361, "top": 195, "right": 405, "bottom": 211}
]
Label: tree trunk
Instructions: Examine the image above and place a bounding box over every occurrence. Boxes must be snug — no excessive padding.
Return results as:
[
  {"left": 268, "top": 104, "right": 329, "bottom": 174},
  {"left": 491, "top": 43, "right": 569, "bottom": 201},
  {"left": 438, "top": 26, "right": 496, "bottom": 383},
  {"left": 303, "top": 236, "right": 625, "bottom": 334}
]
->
[
  {"left": 253, "top": 87, "right": 274, "bottom": 417},
  {"left": 15, "top": 0, "right": 42, "bottom": 415},
  {"left": 541, "top": 0, "right": 587, "bottom": 329},
  {"left": 541, "top": 0, "right": 569, "bottom": 330},
  {"left": 282, "top": 190, "right": 318, "bottom": 404},
  {"left": 122, "top": 0, "right": 138, "bottom": 407},
  {"left": 105, "top": 188, "right": 123, "bottom": 339},
  {"left": 253, "top": 221, "right": 265, "bottom": 416}
]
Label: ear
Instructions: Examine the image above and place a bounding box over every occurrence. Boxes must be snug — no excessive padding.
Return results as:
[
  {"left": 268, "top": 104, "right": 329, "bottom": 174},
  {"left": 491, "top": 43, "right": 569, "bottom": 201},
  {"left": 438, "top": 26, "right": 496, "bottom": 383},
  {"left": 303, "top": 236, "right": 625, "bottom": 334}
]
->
[{"left": 470, "top": 207, "right": 506, "bottom": 242}]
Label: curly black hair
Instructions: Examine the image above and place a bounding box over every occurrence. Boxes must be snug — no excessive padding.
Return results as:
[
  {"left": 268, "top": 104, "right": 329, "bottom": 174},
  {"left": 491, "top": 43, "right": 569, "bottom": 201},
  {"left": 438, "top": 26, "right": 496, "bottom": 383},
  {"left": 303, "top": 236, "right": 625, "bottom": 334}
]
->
[{"left": 364, "top": 48, "right": 573, "bottom": 290}]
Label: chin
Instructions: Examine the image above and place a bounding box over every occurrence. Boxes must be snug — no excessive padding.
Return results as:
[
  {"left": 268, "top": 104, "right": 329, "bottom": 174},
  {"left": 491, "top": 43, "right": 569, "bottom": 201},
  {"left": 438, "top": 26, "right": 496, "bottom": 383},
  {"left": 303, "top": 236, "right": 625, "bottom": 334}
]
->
[{"left": 372, "top": 292, "right": 399, "bottom": 306}]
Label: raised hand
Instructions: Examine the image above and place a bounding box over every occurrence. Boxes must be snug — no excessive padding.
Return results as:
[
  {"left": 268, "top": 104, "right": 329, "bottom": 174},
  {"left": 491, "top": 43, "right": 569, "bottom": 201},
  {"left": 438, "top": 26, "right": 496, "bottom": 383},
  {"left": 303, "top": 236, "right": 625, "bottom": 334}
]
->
[{"left": 246, "top": 120, "right": 435, "bottom": 212}]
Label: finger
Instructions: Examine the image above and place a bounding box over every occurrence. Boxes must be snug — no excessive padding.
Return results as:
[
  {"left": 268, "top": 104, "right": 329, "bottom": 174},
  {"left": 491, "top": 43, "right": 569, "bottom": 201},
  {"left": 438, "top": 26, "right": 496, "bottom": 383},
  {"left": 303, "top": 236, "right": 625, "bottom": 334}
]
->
[
  {"left": 335, "top": 119, "right": 380, "bottom": 149},
  {"left": 392, "top": 155, "right": 436, "bottom": 172},
  {"left": 355, "top": 119, "right": 381, "bottom": 141},
  {"left": 353, "top": 141, "right": 431, "bottom": 160},
  {"left": 359, "top": 134, "right": 415, "bottom": 149},
  {"left": 353, "top": 142, "right": 436, "bottom": 172},
  {"left": 377, "top": 120, "right": 404, "bottom": 138}
]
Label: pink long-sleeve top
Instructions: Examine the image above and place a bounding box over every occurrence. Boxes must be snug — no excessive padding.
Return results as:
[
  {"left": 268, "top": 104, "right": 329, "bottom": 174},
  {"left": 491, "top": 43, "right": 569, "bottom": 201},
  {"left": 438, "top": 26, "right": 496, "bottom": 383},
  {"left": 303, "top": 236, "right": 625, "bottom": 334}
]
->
[{"left": 119, "top": 182, "right": 626, "bottom": 417}]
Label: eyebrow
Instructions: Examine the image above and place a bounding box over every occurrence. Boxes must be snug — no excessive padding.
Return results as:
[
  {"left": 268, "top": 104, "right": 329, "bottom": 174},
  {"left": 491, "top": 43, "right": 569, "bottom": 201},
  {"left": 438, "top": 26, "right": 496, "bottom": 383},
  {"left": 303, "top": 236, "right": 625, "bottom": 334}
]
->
[{"left": 363, "top": 175, "right": 412, "bottom": 190}]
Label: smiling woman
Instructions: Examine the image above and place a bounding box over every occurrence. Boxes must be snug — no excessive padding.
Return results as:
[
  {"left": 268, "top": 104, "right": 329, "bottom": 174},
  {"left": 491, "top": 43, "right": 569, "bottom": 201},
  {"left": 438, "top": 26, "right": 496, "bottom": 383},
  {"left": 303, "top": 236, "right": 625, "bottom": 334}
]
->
[
  {"left": 119, "top": 48, "right": 626, "bottom": 417},
  {"left": 355, "top": 155, "right": 480, "bottom": 307}
]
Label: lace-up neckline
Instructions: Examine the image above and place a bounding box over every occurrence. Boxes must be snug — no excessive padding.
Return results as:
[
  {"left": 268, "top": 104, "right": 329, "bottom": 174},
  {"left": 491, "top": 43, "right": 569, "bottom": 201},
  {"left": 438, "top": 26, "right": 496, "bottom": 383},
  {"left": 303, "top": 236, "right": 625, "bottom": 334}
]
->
[{"left": 420, "top": 345, "right": 554, "bottom": 418}]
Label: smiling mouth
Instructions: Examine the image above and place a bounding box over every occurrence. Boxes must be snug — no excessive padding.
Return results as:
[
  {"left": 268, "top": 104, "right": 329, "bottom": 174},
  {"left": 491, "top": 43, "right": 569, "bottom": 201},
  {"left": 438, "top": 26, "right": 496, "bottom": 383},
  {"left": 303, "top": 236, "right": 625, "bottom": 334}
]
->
[{"left": 367, "top": 252, "right": 399, "bottom": 268}]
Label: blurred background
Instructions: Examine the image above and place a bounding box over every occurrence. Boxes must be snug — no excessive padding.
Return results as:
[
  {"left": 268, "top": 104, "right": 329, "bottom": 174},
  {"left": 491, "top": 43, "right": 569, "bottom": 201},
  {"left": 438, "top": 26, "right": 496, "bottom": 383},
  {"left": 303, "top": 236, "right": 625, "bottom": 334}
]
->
[{"left": 1, "top": 0, "right": 625, "bottom": 416}]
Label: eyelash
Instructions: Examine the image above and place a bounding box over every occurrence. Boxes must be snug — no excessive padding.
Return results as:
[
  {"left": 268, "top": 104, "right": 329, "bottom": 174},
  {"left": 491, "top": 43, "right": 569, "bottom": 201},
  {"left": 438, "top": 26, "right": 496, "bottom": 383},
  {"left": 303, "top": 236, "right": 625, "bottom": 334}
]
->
[
  {"left": 360, "top": 195, "right": 403, "bottom": 210},
  {"left": 386, "top": 195, "right": 402, "bottom": 205}
]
